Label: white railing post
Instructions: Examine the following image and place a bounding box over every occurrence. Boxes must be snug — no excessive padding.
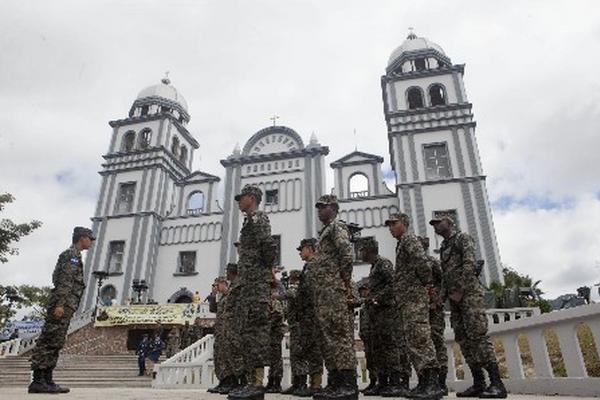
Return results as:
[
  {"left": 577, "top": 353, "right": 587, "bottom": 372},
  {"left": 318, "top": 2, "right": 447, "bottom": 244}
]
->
[
  {"left": 554, "top": 323, "right": 587, "bottom": 377},
  {"left": 527, "top": 328, "right": 553, "bottom": 378}
]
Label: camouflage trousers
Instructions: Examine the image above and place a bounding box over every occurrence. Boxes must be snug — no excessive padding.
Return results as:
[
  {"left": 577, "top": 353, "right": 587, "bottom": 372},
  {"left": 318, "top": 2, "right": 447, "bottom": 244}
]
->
[
  {"left": 30, "top": 307, "right": 74, "bottom": 370},
  {"left": 360, "top": 333, "right": 377, "bottom": 377},
  {"left": 371, "top": 305, "right": 407, "bottom": 375},
  {"left": 429, "top": 305, "right": 448, "bottom": 369},
  {"left": 236, "top": 280, "right": 271, "bottom": 369},
  {"left": 268, "top": 312, "right": 285, "bottom": 379},
  {"left": 313, "top": 286, "right": 357, "bottom": 371},
  {"left": 398, "top": 300, "right": 438, "bottom": 374},
  {"left": 166, "top": 340, "right": 180, "bottom": 358},
  {"left": 450, "top": 292, "right": 496, "bottom": 366}
]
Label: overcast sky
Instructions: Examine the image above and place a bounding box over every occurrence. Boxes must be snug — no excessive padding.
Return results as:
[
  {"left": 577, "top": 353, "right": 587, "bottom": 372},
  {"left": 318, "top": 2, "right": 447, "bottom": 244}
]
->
[{"left": 1, "top": 0, "right": 600, "bottom": 300}]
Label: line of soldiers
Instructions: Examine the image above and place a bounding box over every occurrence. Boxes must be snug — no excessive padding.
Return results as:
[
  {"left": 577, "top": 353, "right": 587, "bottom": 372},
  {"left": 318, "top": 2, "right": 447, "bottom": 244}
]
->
[{"left": 208, "top": 184, "right": 507, "bottom": 400}]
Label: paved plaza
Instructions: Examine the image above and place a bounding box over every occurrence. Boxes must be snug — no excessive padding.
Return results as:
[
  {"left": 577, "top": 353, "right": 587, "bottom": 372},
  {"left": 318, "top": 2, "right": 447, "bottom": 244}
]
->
[{"left": 0, "top": 388, "right": 597, "bottom": 400}]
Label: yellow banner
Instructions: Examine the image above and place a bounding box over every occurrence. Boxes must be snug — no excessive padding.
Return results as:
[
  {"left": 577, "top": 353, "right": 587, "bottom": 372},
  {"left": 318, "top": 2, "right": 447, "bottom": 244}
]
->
[{"left": 94, "top": 304, "right": 202, "bottom": 327}]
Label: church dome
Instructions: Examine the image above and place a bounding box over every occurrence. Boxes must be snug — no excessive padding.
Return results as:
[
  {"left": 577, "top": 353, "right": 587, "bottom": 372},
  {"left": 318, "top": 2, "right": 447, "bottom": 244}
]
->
[
  {"left": 387, "top": 30, "right": 447, "bottom": 68},
  {"left": 137, "top": 77, "right": 188, "bottom": 112}
]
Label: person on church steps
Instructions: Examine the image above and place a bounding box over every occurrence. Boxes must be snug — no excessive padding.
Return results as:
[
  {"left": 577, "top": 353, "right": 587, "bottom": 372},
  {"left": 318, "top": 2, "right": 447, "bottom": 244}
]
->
[
  {"left": 136, "top": 334, "right": 151, "bottom": 376},
  {"left": 228, "top": 185, "right": 276, "bottom": 400},
  {"left": 430, "top": 216, "right": 507, "bottom": 398},
  {"left": 28, "top": 226, "right": 94, "bottom": 394},
  {"left": 385, "top": 213, "right": 443, "bottom": 400},
  {"left": 307, "top": 194, "right": 358, "bottom": 400}
]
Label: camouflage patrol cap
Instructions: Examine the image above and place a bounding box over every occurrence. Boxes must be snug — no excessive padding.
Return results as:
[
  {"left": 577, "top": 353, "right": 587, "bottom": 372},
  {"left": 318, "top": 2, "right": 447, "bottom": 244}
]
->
[
  {"left": 296, "top": 238, "right": 317, "bottom": 251},
  {"left": 358, "top": 237, "right": 378, "bottom": 252},
  {"left": 289, "top": 270, "right": 302, "bottom": 280},
  {"left": 234, "top": 184, "right": 263, "bottom": 203},
  {"left": 429, "top": 215, "right": 454, "bottom": 226},
  {"left": 226, "top": 263, "right": 238, "bottom": 274},
  {"left": 384, "top": 212, "right": 410, "bottom": 226},
  {"left": 315, "top": 194, "right": 338, "bottom": 208},
  {"left": 72, "top": 226, "right": 96, "bottom": 241}
]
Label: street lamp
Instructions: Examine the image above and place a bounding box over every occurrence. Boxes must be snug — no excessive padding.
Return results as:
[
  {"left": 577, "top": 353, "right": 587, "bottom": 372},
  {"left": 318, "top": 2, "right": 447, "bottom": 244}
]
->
[
  {"left": 131, "top": 279, "right": 149, "bottom": 304},
  {"left": 92, "top": 270, "right": 109, "bottom": 318}
]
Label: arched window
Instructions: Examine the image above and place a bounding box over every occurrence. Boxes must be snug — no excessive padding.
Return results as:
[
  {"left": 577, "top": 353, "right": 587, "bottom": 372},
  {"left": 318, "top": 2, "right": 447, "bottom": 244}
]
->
[
  {"left": 407, "top": 87, "right": 424, "bottom": 109},
  {"left": 139, "top": 128, "right": 152, "bottom": 149},
  {"left": 429, "top": 84, "right": 446, "bottom": 106},
  {"left": 180, "top": 146, "right": 187, "bottom": 164},
  {"left": 186, "top": 191, "right": 204, "bottom": 216},
  {"left": 349, "top": 173, "right": 369, "bottom": 198},
  {"left": 100, "top": 285, "right": 117, "bottom": 306},
  {"left": 122, "top": 131, "right": 136, "bottom": 152},
  {"left": 171, "top": 137, "right": 180, "bottom": 157}
]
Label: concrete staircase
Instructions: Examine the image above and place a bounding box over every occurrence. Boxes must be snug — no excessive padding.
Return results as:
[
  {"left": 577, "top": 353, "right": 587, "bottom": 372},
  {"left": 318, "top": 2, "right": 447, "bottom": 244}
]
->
[{"left": 0, "top": 354, "right": 158, "bottom": 388}]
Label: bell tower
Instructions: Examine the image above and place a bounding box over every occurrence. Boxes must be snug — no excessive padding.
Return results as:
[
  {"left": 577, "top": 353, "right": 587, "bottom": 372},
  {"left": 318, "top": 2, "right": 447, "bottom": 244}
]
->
[
  {"left": 80, "top": 77, "right": 200, "bottom": 310},
  {"left": 381, "top": 30, "right": 503, "bottom": 285}
]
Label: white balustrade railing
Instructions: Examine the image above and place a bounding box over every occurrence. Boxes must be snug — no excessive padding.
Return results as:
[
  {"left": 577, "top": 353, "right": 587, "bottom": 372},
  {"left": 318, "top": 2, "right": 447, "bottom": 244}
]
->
[
  {"left": 0, "top": 338, "right": 22, "bottom": 358},
  {"left": 151, "top": 305, "right": 600, "bottom": 395}
]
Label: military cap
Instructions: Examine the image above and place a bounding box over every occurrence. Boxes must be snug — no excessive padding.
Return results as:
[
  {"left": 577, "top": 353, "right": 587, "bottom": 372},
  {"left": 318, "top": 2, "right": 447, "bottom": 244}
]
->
[
  {"left": 215, "top": 276, "right": 228, "bottom": 284},
  {"left": 358, "top": 237, "right": 378, "bottom": 252},
  {"left": 73, "top": 226, "right": 96, "bottom": 241},
  {"left": 315, "top": 194, "right": 338, "bottom": 207},
  {"left": 296, "top": 238, "right": 317, "bottom": 251},
  {"left": 429, "top": 215, "right": 454, "bottom": 226},
  {"left": 289, "top": 270, "right": 302, "bottom": 280},
  {"left": 226, "top": 263, "right": 238, "bottom": 273},
  {"left": 234, "top": 184, "right": 262, "bottom": 203},
  {"left": 384, "top": 212, "right": 410, "bottom": 226}
]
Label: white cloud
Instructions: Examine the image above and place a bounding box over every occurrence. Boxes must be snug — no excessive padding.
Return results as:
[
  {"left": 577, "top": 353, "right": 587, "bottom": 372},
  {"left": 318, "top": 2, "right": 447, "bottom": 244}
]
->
[{"left": 1, "top": 0, "right": 600, "bottom": 301}]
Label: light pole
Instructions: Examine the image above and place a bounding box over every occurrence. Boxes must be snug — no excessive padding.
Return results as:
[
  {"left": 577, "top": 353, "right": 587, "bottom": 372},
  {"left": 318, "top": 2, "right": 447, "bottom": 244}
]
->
[
  {"left": 131, "top": 279, "right": 149, "bottom": 304},
  {"left": 91, "top": 270, "right": 109, "bottom": 318}
]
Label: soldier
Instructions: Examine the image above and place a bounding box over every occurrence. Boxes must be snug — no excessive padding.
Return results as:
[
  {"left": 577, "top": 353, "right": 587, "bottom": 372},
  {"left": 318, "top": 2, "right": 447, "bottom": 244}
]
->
[
  {"left": 356, "top": 279, "right": 377, "bottom": 395},
  {"left": 209, "top": 276, "right": 235, "bottom": 393},
  {"left": 358, "top": 237, "right": 410, "bottom": 397},
  {"left": 265, "top": 267, "right": 286, "bottom": 393},
  {"left": 165, "top": 327, "right": 181, "bottom": 358},
  {"left": 419, "top": 236, "right": 449, "bottom": 396},
  {"left": 385, "top": 213, "right": 443, "bottom": 400},
  {"left": 228, "top": 185, "right": 275, "bottom": 400},
  {"left": 308, "top": 194, "right": 358, "bottom": 400},
  {"left": 180, "top": 320, "right": 191, "bottom": 349},
  {"left": 28, "top": 226, "right": 94, "bottom": 394},
  {"left": 430, "top": 216, "right": 507, "bottom": 398}
]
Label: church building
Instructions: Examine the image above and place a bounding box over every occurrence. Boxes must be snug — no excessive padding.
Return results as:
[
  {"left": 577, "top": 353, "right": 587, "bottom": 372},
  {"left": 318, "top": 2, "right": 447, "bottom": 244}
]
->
[{"left": 80, "top": 32, "right": 503, "bottom": 311}]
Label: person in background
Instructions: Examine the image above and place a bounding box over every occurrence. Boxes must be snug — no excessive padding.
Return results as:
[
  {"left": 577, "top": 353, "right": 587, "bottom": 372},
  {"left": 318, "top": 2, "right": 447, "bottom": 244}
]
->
[
  {"left": 148, "top": 333, "right": 165, "bottom": 365},
  {"left": 192, "top": 291, "right": 201, "bottom": 304},
  {"left": 136, "top": 334, "right": 151, "bottom": 376}
]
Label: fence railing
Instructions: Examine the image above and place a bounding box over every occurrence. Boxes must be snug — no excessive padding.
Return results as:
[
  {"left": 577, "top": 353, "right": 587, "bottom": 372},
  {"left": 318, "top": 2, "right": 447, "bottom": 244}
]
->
[
  {"left": 0, "top": 338, "right": 21, "bottom": 358},
  {"left": 155, "top": 305, "right": 600, "bottom": 394}
]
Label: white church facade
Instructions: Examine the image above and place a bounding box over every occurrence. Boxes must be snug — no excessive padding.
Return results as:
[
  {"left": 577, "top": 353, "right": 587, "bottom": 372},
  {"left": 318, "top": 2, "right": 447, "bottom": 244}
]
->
[{"left": 80, "top": 32, "right": 503, "bottom": 311}]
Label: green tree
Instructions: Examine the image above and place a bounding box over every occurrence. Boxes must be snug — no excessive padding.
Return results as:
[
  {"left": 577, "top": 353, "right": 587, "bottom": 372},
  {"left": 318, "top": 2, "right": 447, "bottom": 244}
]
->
[
  {"left": 0, "top": 284, "right": 51, "bottom": 327},
  {"left": 0, "top": 193, "right": 42, "bottom": 263},
  {"left": 488, "top": 265, "right": 552, "bottom": 313}
]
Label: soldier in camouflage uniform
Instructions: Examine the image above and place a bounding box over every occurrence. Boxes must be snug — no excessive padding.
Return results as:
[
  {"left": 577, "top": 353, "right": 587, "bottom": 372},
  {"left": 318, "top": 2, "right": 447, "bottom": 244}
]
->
[
  {"left": 210, "top": 275, "right": 235, "bottom": 393},
  {"left": 29, "top": 227, "right": 95, "bottom": 394},
  {"left": 282, "top": 269, "right": 307, "bottom": 395},
  {"left": 385, "top": 213, "right": 443, "bottom": 400},
  {"left": 308, "top": 194, "right": 358, "bottom": 400},
  {"left": 359, "top": 237, "right": 411, "bottom": 397},
  {"left": 430, "top": 216, "right": 506, "bottom": 398},
  {"left": 419, "top": 236, "right": 449, "bottom": 395},
  {"left": 229, "top": 185, "right": 275, "bottom": 400},
  {"left": 265, "top": 268, "right": 286, "bottom": 393},
  {"left": 357, "top": 279, "right": 377, "bottom": 394}
]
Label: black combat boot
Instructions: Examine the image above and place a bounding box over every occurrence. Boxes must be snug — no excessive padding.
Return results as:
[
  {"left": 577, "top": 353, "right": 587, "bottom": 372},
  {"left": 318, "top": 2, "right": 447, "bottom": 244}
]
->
[
  {"left": 228, "top": 368, "right": 265, "bottom": 400},
  {"left": 209, "top": 379, "right": 225, "bottom": 393},
  {"left": 265, "top": 376, "right": 282, "bottom": 393},
  {"left": 282, "top": 375, "right": 300, "bottom": 394},
  {"left": 218, "top": 376, "right": 239, "bottom": 394},
  {"left": 479, "top": 362, "right": 507, "bottom": 399},
  {"left": 28, "top": 369, "right": 54, "bottom": 394},
  {"left": 367, "top": 373, "right": 387, "bottom": 396},
  {"left": 326, "top": 369, "right": 358, "bottom": 400},
  {"left": 438, "top": 366, "right": 448, "bottom": 396},
  {"left": 44, "top": 368, "right": 70, "bottom": 393},
  {"left": 313, "top": 370, "right": 337, "bottom": 400},
  {"left": 380, "top": 371, "right": 409, "bottom": 397},
  {"left": 360, "top": 373, "right": 377, "bottom": 395},
  {"left": 456, "top": 364, "right": 485, "bottom": 398},
  {"left": 410, "top": 368, "right": 443, "bottom": 400},
  {"left": 293, "top": 376, "right": 313, "bottom": 397}
]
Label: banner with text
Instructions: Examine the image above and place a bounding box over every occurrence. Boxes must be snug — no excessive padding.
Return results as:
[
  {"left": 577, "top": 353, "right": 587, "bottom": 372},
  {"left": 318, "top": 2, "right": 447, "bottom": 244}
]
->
[{"left": 94, "top": 303, "right": 207, "bottom": 327}]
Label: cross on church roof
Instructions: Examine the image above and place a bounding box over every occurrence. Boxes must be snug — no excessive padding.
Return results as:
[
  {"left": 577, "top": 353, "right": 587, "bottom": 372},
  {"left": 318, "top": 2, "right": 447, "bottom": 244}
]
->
[
  {"left": 270, "top": 115, "right": 280, "bottom": 126},
  {"left": 162, "top": 71, "right": 171, "bottom": 85}
]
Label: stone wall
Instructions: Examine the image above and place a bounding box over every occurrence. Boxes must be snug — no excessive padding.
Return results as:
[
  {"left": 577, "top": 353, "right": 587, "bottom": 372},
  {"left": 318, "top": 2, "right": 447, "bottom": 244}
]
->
[{"left": 62, "top": 323, "right": 131, "bottom": 355}]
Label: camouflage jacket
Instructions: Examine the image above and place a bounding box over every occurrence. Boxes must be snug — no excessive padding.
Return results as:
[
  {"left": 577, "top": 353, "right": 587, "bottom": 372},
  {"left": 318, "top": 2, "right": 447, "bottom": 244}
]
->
[
  {"left": 368, "top": 255, "right": 395, "bottom": 307},
  {"left": 49, "top": 245, "right": 86, "bottom": 311},
  {"left": 358, "top": 300, "right": 372, "bottom": 339},
  {"left": 271, "top": 279, "right": 286, "bottom": 317},
  {"left": 394, "top": 233, "right": 431, "bottom": 303},
  {"left": 313, "top": 219, "right": 354, "bottom": 289},
  {"left": 439, "top": 231, "right": 480, "bottom": 298},
  {"left": 426, "top": 255, "right": 444, "bottom": 307},
  {"left": 285, "top": 283, "right": 300, "bottom": 327},
  {"left": 238, "top": 210, "right": 275, "bottom": 282}
]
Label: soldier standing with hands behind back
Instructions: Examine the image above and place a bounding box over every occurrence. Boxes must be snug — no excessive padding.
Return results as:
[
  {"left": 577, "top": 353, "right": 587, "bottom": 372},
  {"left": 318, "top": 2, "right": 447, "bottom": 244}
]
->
[
  {"left": 28, "top": 227, "right": 94, "bottom": 394},
  {"left": 430, "top": 216, "right": 506, "bottom": 398}
]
